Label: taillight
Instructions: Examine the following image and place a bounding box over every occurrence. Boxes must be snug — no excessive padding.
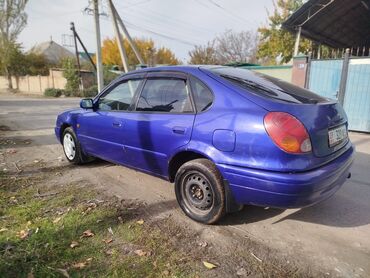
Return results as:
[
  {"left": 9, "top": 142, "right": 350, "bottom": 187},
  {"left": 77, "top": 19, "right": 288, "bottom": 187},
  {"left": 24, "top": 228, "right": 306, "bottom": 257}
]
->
[{"left": 264, "top": 112, "right": 312, "bottom": 154}]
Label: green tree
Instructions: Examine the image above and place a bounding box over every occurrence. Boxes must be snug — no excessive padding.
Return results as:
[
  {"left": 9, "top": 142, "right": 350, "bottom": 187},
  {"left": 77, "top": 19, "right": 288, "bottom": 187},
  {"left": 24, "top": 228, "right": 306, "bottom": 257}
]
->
[
  {"left": 25, "top": 53, "right": 49, "bottom": 75},
  {"left": 62, "top": 58, "right": 80, "bottom": 92},
  {"left": 0, "top": 0, "right": 28, "bottom": 89},
  {"left": 257, "top": 0, "right": 311, "bottom": 65}
]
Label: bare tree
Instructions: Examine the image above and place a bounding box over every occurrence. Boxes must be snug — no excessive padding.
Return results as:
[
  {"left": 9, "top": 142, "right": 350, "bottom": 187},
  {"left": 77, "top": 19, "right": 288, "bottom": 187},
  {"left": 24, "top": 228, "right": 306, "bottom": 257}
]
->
[
  {"left": 188, "top": 30, "right": 258, "bottom": 65},
  {"left": 0, "top": 0, "right": 28, "bottom": 89},
  {"left": 215, "top": 30, "right": 258, "bottom": 64},
  {"left": 188, "top": 40, "right": 220, "bottom": 65}
]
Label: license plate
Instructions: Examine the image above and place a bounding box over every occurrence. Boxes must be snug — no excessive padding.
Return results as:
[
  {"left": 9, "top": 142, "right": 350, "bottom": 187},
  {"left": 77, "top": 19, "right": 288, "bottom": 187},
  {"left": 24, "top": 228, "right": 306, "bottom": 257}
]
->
[{"left": 328, "top": 125, "right": 348, "bottom": 147}]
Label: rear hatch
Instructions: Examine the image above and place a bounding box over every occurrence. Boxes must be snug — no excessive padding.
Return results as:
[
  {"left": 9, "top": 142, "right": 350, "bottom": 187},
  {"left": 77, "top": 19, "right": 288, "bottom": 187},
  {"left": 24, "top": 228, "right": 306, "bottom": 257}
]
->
[{"left": 202, "top": 66, "right": 349, "bottom": 158}]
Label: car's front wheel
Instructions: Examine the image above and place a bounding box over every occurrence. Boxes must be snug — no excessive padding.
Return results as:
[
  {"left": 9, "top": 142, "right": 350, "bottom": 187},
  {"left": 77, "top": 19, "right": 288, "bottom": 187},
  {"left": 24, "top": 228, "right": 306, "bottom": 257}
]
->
[
  {"left": 175, "top": 158, "right": 226, "bottom": 224},
  {"left": 62, "top": 127, "right": 92, "bottom": 164}
]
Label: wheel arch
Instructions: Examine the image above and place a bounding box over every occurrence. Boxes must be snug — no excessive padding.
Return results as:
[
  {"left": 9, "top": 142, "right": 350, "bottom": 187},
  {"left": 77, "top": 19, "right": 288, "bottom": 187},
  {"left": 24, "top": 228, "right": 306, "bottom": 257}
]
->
[{"left": 168, "top": 150, "right": 212, "bottom": 183}]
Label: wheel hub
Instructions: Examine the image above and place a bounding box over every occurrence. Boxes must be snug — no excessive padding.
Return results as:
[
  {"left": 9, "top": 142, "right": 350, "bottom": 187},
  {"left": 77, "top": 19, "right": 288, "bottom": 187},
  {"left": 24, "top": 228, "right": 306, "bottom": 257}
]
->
[{"left": 184, "top": 173, "right": 213, "bottom": 210}]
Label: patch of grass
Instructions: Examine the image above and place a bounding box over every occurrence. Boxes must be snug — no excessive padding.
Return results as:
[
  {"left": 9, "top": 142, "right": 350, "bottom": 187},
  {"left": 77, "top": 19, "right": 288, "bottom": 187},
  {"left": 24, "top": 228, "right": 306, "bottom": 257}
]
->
[{"left": 0, "top": 173, "right": 199, "bottom": 277}]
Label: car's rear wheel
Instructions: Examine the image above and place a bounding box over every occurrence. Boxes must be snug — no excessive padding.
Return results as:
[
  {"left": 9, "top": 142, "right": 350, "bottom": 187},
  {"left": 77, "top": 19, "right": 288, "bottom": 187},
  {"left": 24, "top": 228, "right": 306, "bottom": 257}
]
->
[
  {"left": 62, "top": 127, "right": 92, "bottom": 165},
  {"left": 175, "top": 158, "right": 226, "bottom": 224}
]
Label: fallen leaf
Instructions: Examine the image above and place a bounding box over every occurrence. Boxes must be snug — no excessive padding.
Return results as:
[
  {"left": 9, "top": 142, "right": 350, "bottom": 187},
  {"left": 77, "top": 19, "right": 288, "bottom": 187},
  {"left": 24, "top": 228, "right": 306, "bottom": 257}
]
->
[
  {"left": 6, "top": 149, "right": 17, "bottom": 154},
  {"left": 17, "top": 229, "right": 30, "bottom": 240},
  {"left": 102, "top": 238, "right": 113, "bottom": 244},
  {"left": 198, "top": 241, "right": 208, "bottom": 248},
  {"left": 80, "top": 229, "right": 94, "bottom": 238},
  {"left": 86, "top": 257, "right": 93, "bottom": 262},
  {"left": 136, "top": 219, "right": 144, "bottom": 225},
  {"left": 203, "top": 261, "right": 218, "bottom": 269},
  {"left": 70, "top": 241, "right": 79, "bottom": 248},
  {"left": 53, "top": 217, "right": 62, "bottom": 224},
  {"left": 105, "top": 249, "right": 114, "bottom": 256},
  {"left": 117, "top": 216, "right": 123, "bottom": 223},
  {"left": 134, "top": 249, "right": 151, "bottom": 257},
  {"left": 0, "top": 228, "right": 8, "bottom": 232},
  {"left": 72, "top": 261, "right": 87, "bottom": 269},
  {"left": 35, "top": 227, "right": 39, "bottom": 234},
  {"left": 162, "top": 270, "right": 170, "bottom": 276},
  {"left": 108, "top": 227, "right": 113, "bottom": 235}
]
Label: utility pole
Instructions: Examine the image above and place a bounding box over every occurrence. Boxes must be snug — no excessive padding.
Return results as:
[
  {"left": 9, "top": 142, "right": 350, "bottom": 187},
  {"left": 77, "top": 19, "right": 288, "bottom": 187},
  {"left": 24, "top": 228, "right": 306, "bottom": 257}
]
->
[
  {"left": 93, "top": 0, "right": 104, "bottom": 92},
  {"left": 70, "top": 22, "right": 83, "bottom": 90},
  {"left": 111, "top": 2, "right": 145, "bottom": 65},
  {"left": 293, "top": 26, "right": 302, "bottom": 57},
  {"left": 107, "top": 0, "right": 129, "bottom": 72}
]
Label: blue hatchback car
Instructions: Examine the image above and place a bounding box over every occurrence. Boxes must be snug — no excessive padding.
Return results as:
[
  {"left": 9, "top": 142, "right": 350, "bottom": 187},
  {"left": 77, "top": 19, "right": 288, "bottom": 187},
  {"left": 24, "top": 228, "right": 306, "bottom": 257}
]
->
[{"left": 55, "top": 66, "right": 354, "bottom": 224}]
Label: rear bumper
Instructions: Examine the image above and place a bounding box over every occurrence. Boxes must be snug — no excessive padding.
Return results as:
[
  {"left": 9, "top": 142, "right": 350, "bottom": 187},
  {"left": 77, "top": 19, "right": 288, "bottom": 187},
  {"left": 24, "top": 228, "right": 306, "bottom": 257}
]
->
[{"left": 217, "top": 146, "right": 355, "bottom": 208}]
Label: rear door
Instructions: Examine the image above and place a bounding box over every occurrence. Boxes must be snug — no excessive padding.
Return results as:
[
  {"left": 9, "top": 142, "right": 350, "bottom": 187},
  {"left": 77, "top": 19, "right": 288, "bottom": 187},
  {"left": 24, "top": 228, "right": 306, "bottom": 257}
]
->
[{"left": 122, "top": 72, "right": 196, "bottom": 177}]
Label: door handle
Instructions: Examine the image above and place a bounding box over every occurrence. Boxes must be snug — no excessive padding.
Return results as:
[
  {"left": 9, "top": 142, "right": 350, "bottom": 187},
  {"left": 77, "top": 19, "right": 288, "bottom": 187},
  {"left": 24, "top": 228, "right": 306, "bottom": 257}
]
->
[
  {"left": 112, "top": 121, "right": 122, "bottom": 127},
  {"left": 172, "top": 127, "right": 186, "bottom": 134}
]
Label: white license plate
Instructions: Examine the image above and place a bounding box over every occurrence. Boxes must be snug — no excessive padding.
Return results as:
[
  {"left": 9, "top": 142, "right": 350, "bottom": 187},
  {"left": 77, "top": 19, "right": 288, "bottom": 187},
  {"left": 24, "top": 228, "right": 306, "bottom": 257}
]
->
[{"left": 328, "top": 125, "right": 348, "bottom": 147}]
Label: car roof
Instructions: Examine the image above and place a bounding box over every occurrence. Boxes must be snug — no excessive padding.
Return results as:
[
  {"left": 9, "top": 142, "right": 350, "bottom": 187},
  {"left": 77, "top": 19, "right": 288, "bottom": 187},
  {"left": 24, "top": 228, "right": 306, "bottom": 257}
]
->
[{"left": 122, "top": 65, "right": 224, "bottom": 77}]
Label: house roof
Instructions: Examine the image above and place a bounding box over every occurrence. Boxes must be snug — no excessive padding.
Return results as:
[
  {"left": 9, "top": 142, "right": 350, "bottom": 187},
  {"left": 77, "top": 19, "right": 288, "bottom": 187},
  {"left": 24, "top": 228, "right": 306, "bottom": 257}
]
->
[
  {"left": 29, "top": 40, "right": 75, "bottom": 64},
  {"left": 283, "top": 0, "right": 370, "bottom": 48}
]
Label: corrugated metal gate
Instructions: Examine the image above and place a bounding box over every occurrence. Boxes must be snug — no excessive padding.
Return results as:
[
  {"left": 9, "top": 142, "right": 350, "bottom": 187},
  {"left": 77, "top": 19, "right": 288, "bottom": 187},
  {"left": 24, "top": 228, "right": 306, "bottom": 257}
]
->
[{"left": 309, "top": 58, "right": 370, "bottom": 132}]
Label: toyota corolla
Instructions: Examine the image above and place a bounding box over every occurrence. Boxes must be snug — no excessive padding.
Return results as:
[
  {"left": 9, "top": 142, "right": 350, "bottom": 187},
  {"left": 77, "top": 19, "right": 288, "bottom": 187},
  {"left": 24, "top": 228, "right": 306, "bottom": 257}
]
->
[{"left": 55, "top": 66, "right": 354, "bottom": 224}]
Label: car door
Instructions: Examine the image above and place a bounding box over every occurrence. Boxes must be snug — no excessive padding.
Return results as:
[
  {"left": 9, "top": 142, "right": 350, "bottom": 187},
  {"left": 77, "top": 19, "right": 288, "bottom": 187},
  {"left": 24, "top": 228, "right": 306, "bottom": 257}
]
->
[
  {"left": 77, "top": 75, "right": 144, "bottom": 164},
  {"left": 122, "top": 72, "right": 196, "bottom": 177}
]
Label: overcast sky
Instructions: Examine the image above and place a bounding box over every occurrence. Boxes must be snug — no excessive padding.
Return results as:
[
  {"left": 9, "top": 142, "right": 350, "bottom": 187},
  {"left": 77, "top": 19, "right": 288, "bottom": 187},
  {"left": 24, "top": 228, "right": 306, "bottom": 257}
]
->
[{"left": 18, "top": 0, "right": 274, "bottom": 63}]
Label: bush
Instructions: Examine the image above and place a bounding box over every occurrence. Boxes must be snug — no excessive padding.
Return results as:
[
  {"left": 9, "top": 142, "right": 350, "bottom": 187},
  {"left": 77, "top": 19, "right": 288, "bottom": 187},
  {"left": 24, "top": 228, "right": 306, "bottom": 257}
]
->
[
  {"left": 44, "top": 88, "right": 64, "bottom": 97},
  {"left": 63, "top": 90, "right": 73, "bottom": 97},
  {"left": 82, "top": 85, "right": 99, "bottom": 97}
]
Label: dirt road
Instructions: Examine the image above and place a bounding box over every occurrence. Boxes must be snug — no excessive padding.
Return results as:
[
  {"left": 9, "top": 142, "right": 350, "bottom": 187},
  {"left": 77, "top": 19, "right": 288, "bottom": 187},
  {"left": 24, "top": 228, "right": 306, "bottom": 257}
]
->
[{"left": 1, "top": 93, "right": 369, "bottom": 277}]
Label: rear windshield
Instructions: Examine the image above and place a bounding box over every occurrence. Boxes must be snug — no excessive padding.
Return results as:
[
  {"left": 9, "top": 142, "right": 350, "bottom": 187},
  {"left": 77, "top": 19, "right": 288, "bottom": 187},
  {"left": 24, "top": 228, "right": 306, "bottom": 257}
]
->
[{"left": 209, "top": 67, "right": 328, "bottom": 104}]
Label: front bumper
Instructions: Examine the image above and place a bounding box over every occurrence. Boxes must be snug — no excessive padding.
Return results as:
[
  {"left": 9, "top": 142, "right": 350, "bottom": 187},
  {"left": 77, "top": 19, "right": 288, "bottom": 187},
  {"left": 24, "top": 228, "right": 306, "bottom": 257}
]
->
[
  {"left": 55, "top": 127, "right": 61, "bottom": 143},
  {"left": 217, "top": 146, "right": 355, "bottom": 208}
]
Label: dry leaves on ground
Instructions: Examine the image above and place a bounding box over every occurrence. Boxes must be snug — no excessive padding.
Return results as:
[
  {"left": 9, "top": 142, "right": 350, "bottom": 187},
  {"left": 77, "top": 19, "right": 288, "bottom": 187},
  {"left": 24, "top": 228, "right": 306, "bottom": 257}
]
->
[
  {"left": 70, "top": 241, "right": 79, "bottom": 248},
  {"left": 136, "top": 219, "right": 144, "bottom": 225},
  {"left": 80, "top": 230, "right": 94, "bottom": 238},
  {"left": 203, "top": 261, "right": 218, "bottom": 269}
]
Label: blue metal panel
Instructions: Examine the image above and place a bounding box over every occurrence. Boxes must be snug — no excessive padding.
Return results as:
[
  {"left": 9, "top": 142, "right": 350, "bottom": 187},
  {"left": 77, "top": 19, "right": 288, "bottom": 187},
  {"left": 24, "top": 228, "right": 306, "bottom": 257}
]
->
[
  {"left": 343, "top": 59, "right": 370, "bottom": 132},
  {"left": 309, "top": 59, "right": 343, "bottom": 100}
]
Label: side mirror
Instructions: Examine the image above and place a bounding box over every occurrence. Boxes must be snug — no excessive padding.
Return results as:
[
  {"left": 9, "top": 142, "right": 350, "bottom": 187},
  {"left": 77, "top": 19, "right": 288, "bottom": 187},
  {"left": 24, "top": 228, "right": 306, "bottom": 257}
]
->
[{"left": 80, "top": 98, "right": 94, "bottom": 109}]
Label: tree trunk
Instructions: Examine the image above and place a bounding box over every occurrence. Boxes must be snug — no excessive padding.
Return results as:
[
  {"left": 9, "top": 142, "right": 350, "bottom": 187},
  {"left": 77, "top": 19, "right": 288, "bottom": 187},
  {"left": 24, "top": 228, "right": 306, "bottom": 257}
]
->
[{"left": 5, "top": 68, "right": 13, "bottom": 89}]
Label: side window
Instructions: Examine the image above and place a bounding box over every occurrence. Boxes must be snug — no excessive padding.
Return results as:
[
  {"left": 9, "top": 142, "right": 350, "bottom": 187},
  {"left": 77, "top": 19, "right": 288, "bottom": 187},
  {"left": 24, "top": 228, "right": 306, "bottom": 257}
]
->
[
  {"left": 136, "top": 78, "right": 193, "bottom": 113},
  {"left": 99, "top": 79, "right": 142, "bottom": 111},
  {"left": 190, "top": 77, "right": 213, "bottom": 112}
]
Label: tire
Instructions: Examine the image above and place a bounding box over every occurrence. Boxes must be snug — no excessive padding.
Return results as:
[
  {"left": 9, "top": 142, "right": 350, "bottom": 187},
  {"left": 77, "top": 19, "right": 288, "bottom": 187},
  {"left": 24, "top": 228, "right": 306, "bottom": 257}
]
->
[
  {"left": 62, "top": 127, "right": 92, "bottom": 165},
  {"left": 175, "top": 158, "right": 226, "bottom": 224}
]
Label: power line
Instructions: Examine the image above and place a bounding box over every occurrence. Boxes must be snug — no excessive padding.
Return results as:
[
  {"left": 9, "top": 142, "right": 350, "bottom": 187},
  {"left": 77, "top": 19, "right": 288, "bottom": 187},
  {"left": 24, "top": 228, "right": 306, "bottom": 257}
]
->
[{"left": 123, "top": 20, "right": 198, "bottom": 46}]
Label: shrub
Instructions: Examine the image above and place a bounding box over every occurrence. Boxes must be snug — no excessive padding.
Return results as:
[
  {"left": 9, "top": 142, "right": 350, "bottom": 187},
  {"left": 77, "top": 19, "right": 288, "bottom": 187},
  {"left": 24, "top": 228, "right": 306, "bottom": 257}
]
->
[
  {"left": 62, "top": 58, "right": 80, "bottom": 92},
  {"left": 44, "top": 88, "right": 64, "bottom": 97},
  {"left": 82, "top": 85, "right": 98, "bottom": 97},
  {"left": 63, "top": 90, "right": 73, "bottom": 97}
]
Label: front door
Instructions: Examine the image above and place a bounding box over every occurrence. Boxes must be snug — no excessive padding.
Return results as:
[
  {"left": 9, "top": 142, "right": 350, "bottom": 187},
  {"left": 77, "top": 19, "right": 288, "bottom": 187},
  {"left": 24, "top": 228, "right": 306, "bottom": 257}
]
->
[
  {"left": 122, "top": 73, "right": 196, "bottom": 177},
  {"left": 77, "top": 77, "right": 144, "bottom": 164}
]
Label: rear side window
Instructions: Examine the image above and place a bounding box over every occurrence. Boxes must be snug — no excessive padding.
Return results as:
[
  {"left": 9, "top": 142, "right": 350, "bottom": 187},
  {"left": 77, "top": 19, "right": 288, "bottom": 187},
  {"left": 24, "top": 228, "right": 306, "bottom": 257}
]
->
[
  {"left": 209, "top": 67, "right": 328, "bottom": 104},
  {"left": 136, "top": 78, "right": 193, "bottom": 113},
  {"left": 190, "top": 77, "right": 213, "bottom": 112}
]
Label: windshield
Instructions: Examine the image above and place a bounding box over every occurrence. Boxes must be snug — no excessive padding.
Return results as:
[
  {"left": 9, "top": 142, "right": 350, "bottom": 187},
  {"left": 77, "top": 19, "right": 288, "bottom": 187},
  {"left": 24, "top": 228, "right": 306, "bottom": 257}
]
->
[{"left": 209, "top": 67, "right": 329, "bottom": 104}]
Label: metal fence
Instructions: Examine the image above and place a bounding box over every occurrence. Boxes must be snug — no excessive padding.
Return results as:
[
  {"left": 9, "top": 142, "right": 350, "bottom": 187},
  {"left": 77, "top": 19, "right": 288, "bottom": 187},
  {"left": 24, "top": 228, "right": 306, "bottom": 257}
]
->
[{"left": 308, "top": 56, "right": 370, "bottom": 132}]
